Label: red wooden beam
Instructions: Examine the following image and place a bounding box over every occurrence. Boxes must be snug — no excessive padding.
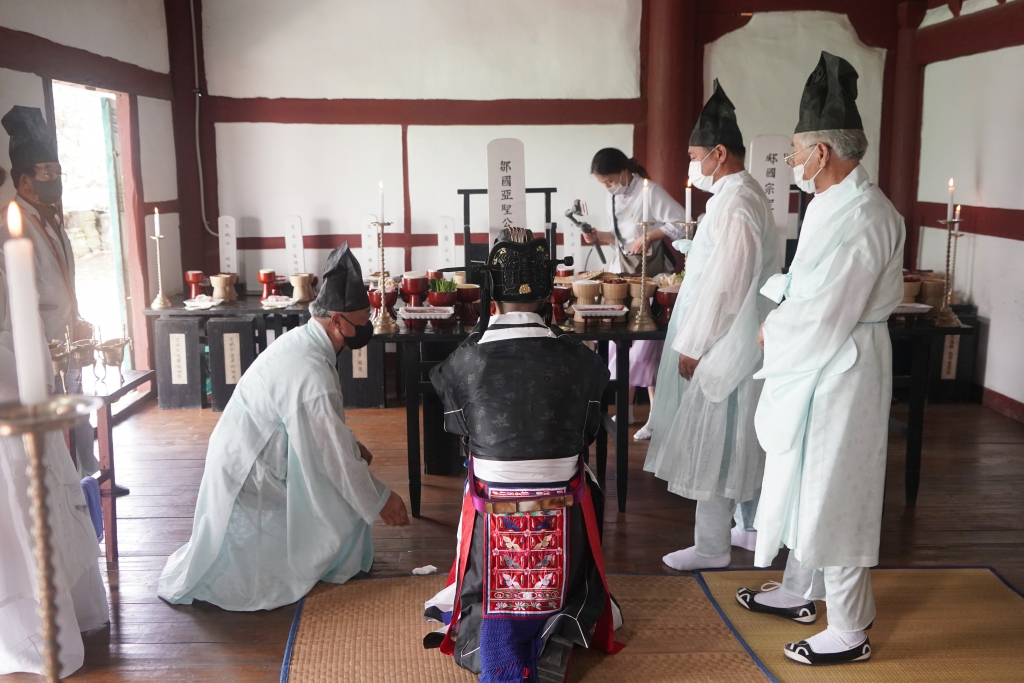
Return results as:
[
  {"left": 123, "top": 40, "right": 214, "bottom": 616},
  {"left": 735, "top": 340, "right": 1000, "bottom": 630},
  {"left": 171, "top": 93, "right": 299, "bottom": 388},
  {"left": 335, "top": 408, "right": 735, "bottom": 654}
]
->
[
  {"left": 647, "top": 0, "right": 695, "bottom": 201},
  {"left": 115, "top": 93, "right": 153, "bottom": 371},
  {"left": 916, "top": 0, "right": 1024, "bottom": 64},
  {"left": 204, "top": 96, "right": 646, "bottom": 126},
  {"left": 0, "top": 26, "right": 172, "bottom": 100},
  {"left": 915, "top": 202, "right": 1024, "bottom": 242}
]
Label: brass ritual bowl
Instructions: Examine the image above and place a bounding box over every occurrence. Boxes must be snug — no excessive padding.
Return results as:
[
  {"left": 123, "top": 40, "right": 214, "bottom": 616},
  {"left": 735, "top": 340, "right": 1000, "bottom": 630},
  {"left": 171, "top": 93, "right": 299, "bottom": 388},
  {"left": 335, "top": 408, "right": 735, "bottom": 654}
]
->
[
  {"left": 70, "top": 340, "right": 98, "bottom": 370},
  {"left": 98, "top": 338, "right": 131, "bottom": 368}
]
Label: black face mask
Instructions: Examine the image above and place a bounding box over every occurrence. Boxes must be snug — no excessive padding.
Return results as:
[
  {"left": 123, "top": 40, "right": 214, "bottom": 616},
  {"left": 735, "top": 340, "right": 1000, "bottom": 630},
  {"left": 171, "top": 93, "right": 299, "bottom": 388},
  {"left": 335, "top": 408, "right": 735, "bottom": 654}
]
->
[
  {"left": 340, "top": 318, "right": 374, "bottom": 351},
  {"left": 32, "top": 177, "right": 62, "bottom": 205}
]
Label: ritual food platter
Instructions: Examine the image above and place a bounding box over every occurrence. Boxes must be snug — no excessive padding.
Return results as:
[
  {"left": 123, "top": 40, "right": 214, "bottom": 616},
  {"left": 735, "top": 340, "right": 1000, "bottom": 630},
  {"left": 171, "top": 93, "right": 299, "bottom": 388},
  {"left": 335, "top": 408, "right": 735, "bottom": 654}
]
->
[
  {"left": 572, "top": 304, "right": 628, "bottom": 318},
  {"left": 183, "top": 298, "right": 224, "bottom": 310},
  {"left": 399, "top": 306, "right": 456, "bottom": 320},
  {"left": 261, "top": 296, "right": 300, "bottom": 309},
  {"left": 893, "top": 303, "right": 933, "bottom": 316}
]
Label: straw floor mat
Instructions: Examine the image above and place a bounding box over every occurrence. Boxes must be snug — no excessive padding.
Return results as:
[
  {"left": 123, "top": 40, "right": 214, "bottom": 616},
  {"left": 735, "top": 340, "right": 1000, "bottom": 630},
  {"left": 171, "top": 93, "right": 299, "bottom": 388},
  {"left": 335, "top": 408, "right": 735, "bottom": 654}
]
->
[
  {"left": 282, "top": 574, "right": 767, "bottom": 682},
  {"left": 699, "top": 568, "right": 1024, "bottom": 683}
]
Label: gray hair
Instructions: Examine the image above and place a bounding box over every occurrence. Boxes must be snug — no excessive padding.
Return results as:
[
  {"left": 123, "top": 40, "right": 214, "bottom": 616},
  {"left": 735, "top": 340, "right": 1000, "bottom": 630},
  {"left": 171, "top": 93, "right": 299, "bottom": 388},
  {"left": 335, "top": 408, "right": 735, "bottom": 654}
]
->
[
  {"left": 309, "top": 300, "right": 333, "bottom": 318},
  {"left": 795, "top": 129, "right": 868, "bottom": 161}
]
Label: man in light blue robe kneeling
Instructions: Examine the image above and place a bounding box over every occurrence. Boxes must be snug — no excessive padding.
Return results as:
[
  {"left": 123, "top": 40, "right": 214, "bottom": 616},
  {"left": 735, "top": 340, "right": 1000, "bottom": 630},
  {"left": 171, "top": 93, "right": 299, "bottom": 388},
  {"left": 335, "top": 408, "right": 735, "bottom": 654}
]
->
[{"left": 159, "top": 243, "right": 409, "bottom": 611}]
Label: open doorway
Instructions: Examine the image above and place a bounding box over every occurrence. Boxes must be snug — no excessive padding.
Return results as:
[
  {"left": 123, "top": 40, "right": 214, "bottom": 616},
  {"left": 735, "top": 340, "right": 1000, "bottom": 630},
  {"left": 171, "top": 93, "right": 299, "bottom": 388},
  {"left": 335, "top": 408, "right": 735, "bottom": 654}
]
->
[{"left": 52, "top": 81, "right": 132, "bottom": 359}]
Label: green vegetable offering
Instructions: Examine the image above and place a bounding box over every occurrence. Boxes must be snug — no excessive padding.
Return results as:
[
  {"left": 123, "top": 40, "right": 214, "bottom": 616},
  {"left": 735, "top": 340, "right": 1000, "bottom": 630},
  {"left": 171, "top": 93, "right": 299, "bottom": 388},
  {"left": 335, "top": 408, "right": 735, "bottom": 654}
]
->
[{"left": 429, "top": 278, "right": 457, "bottom": 293}]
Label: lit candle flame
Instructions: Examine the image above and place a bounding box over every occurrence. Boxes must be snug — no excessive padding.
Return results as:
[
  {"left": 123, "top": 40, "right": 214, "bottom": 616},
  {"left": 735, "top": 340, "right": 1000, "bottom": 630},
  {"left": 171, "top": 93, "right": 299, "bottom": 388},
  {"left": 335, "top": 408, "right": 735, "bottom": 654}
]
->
[
  {"left": 687, "top": 178, "right": 692, "bottom": 188},
  {"left": 644, "top": 179, "right": 648, "bottom": 187},
  {"left": 6, "top": 201, "right": 22, "bottom": 239},
  {"left": 955, "top": 204, "right": 961, "bottom": 213},
  {"left": 949, "top": 178, "right": 954, "bottom": 188},
  {"left": 379, "top": 181, "right": 384, "bottom": 191},
  {"left": 155, "top": 207, "right": 160, "bottom": 216}
]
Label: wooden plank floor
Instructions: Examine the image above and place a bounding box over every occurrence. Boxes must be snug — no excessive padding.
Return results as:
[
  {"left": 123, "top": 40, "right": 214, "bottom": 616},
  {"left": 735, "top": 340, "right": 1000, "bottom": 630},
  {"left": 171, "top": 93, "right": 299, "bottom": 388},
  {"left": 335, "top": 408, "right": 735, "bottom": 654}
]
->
[{"left": 4, "top": 401, "right": 1023, "bottom": 681}]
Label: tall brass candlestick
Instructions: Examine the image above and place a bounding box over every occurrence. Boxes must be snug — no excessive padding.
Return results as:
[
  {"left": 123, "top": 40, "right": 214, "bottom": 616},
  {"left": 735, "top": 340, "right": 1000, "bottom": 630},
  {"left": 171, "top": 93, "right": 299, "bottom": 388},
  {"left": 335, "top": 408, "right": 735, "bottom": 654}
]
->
[
  {"left": 628, "top": 221, "right": 658, "bottom": 332},
  {"left": 0, "top": 395, "right": 103, "bottom": 683},
  {"left": 935, "top": 218, "right": 963, "bottom": 328},
  {"left": 150, "top": 233, "right": 171, "bottom": 309},
  {"left": 371, "top": 221, "right": 399, "bottom": 334}
]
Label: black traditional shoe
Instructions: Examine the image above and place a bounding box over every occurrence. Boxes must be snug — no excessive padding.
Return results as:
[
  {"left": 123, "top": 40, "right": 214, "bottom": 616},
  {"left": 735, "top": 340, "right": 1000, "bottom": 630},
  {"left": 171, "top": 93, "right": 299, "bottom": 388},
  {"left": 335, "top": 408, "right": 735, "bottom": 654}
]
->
[
  {"left": 784, "top": 637, "right": 871, "bottom": 665},
  {"left": 112, "top": 484, "right": 130, "bottom": 497},
  {"left": 535, "top": 635, "right": 574, "bottom": 683},
  {"left": 735, "top": 584, "right": 817, "bottom": 624}
]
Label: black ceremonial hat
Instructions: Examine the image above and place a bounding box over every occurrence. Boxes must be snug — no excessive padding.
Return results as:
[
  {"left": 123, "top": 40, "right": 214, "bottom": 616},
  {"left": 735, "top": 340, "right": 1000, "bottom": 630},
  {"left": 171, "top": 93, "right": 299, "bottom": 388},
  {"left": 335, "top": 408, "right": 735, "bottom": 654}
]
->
[
  {"left": 487, "top": 227, "right": 552, "bottom": 303},
  {"left": 795, "top": 52, "right": 863, "bottom": 134},
  {"left": 2, "top": 106, "right": 59, "bottom": 171},
  {"left": 689, "top": 79, "right": 744, "bottom": 150},
  {"left": 313, "top": 242, "right": 370, "bottom": 313}
]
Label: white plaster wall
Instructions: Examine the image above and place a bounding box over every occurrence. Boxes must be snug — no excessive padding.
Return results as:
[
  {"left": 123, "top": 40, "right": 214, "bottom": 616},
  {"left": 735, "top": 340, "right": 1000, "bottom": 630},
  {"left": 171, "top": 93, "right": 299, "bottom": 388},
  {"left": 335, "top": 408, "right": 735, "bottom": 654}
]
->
[
  {"left": 704, "top": 12, "right": 887, "bottom": 182},
  {"left": 917, "top": 43, "right": 1024, "bottom": 403},
  {"left": 203, "top": 0, "right": 640, "bottom": 100},
  {"left": 145, "top": 212, "right": 183, "bottom": 296},
  {"left": 919, "top": 227, "right": 1024, "bottom": 404},
  {"left": 918, "top": 44, "right": 1024, "bottom": 211},
  {"left": 138, "top": 97, "right": 178, "bottom": 203},
  {"left": 920, "top": 0, "right": 1005, "bottom": 28},
  {"left": 406, "top": 124, "right": 634, "bottom": 272},
  {"left": 0, "top": 0, "right": 169, "bottom": 73},
  {"left": 0, "top": 68, "right": 45, "bottom": 206}
]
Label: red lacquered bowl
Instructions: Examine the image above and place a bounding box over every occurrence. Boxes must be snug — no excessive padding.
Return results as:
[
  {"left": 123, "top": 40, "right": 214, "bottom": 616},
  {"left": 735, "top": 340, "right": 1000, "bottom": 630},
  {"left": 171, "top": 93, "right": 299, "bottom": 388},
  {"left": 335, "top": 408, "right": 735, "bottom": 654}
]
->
[
  {"left": 556, "top": 267, "right": 574, "bottom": 278},
  {"left": 401, "top": 277, "right": 428, "bottom": 295},
  {"left": 656, "top": 288, "right": 678, "bottom": 324},
  {"left": 456, "top": 283, "right": 481, "bottom": 303},
  {"left": 427, "top": 291, "right": 458, "bottom": 307},
  {"left": 426, "top": 270, "right": 442, "bottom": 281},
  {"left": 368, "top": 289, "right": 398, "bottom": 319},
  {"left": 551, "top": 285, "right": 571, "bottom": 304}
]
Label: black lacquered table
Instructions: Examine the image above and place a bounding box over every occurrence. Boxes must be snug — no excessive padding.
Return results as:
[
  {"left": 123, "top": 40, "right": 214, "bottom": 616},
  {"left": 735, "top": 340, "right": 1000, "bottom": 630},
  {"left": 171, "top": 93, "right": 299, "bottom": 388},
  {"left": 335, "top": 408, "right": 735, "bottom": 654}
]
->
[
  {"left": 888, "top": 319, "right": 974, "bottom": 505},
  {"left": 370, "top": 321, "right": 666, "bottom": 518}
]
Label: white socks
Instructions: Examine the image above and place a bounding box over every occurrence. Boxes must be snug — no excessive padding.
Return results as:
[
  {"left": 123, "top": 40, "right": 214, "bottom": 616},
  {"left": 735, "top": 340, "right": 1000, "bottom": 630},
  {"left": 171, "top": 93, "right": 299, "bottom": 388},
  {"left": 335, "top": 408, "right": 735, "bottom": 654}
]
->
[
  {"left": 634, "top": 420, "right": 653, "bottom": 441},
  {"left": 803, "top": 627, "right": 867, "bottom": 654},
  {"left": 753, "top": 582, "right": 810, "bottom": 609},
  {"left": 730, "top": 527, "right": 757, "bottom": 552},
  {"left": 611, "top": 406, "right": 637, "bottom": 425},
  {"left": 662, "top": 546, "right": 731, "bottom": 571}
]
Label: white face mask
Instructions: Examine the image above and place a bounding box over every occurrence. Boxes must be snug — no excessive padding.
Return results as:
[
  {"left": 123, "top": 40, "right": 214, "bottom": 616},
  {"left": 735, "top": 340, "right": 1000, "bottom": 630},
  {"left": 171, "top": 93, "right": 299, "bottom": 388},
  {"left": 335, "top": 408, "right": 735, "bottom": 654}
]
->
[
  {"left": 607, "top": 182, "right": 626, "bottom": 196},
  {"left": 687, "top": 149, "right": 720, "bottom": 192},
  {"left": 792, "top": 148, "right": 825, "bottom": 194}
]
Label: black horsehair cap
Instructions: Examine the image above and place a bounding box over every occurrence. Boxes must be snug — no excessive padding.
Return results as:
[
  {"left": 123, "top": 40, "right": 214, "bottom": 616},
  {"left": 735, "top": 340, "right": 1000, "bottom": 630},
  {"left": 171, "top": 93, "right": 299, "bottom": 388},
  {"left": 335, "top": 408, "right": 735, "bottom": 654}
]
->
[
  {"left": 487, "top": 227, "right": 553, "bottom": 303},
  {"left": 689, "top": 78, "right": 744, "bottom": 150},
  {"left": 795, "top": 51, "right": 863, "bottom": 134},
  {"left": 2, "top": 106, "right": 59, "bottom": 170},
  {"left": 313, "top": 242, "right": 370, "bottom": 313}
]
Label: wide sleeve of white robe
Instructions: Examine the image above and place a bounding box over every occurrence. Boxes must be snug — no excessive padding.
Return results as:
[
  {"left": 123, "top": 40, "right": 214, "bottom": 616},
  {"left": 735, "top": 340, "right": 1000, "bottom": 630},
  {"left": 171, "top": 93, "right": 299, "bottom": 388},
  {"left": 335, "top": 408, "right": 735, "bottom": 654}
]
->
[{"left": 0, "top": 336, "right": 108, "bottom": 677}]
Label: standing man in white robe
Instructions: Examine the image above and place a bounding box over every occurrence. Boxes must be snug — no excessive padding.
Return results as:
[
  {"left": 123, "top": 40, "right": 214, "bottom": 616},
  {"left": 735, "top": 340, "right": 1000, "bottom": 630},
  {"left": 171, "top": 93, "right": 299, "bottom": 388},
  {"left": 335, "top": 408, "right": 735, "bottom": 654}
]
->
[
  {"left": 735, "top": 52, "right": 904, "bottom": 666},
  {"left": 645, "top": 80, "right": 780, "bottom": 571},
  {"left": 0, "top": 106, "right": 110, "bottom": 488},
  {"left": 0, "top": 248, "right": 109, "bottom": 678},
  {"left": 158, "top": 244, "right": 409, "bottom": 611}
]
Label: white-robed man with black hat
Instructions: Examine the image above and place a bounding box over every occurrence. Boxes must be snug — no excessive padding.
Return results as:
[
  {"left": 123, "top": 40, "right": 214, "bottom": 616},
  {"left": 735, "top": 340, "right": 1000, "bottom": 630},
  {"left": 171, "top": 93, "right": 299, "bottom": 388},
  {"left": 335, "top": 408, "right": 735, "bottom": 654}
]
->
[
  {"left": 735, "top": 52, "right": 905, "bottom": 666},
  {"left": 645, "top": 80, "right": 780, "bottom": 571},
  {"left": 158, "top": 244, "right": 409, "bottom": 611}
]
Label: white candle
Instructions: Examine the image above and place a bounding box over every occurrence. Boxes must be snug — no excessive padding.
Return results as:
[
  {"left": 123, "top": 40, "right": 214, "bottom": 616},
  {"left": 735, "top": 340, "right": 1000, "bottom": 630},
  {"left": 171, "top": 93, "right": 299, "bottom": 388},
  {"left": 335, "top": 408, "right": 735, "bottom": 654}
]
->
[
  {"left": 642, "top": 178, "right": 650, "bottom": 223},
  {"left": 685, "top": 178, "right": 692, "bottom": 223},
  {"left": 947, "top": 178, "right": 954, "bottom": 222},
  {"left": 154, "top": 207, "right": 162, "bottom": 238},
  {"left": 954, "top": 204, "right": 961, "bottom": 234},
  {"left": 378, "top": 181, "right": 385, "bottom": 224},
  {"left": 4, "top": 202, "right": 49, "bottom": 405}
]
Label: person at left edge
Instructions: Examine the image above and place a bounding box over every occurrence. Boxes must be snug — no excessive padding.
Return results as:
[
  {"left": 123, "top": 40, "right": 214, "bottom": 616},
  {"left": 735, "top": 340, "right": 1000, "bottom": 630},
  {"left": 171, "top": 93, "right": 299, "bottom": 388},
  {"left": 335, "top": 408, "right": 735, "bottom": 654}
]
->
[
  {"left": 425, "top": 227, "right": 622, "bottom": 683},
  {"left": 158, "top": 243, "right": 409, "bottom": 611},
  {"left": 0, "top": 106, "right": 119, "bottom": 493},
  {"left": 585, "top": 148, "right": 688, "bottom": 438}
]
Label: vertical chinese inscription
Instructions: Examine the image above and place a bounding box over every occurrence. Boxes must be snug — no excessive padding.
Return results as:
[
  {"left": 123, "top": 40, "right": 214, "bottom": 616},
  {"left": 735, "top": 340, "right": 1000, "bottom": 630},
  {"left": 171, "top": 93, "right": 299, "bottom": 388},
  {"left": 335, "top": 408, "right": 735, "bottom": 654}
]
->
[
  {"left": 169, "top": 333, "right": 188, "bottom": 385},
  {"left": 224, "top": 332, "right": 242, "bottom": 384}
]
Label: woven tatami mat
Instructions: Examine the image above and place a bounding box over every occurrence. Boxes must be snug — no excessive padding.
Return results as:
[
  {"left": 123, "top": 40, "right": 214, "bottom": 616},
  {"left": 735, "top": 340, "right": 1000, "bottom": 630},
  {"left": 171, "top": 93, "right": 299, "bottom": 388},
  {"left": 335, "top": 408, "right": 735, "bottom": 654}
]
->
[
  {"left": 284, "top": 574, "right": 766, "bottom": 682},
  {"left": 699, "top": 568, "right": 1024, "bottom": 683}
]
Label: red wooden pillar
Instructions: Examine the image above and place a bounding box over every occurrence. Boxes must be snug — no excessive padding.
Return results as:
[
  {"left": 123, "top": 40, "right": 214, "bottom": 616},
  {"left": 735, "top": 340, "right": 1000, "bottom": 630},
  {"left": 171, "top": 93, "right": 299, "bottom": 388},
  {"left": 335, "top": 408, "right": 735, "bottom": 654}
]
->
[
  {"left": 889, "top": 1, "right": 928, "bottom": 268},
  {"left": 646, "top": 0, "right": 696, "bottom": 201},
  {"left": 164, "top": 0, "right": 220, "bottom": 276}
]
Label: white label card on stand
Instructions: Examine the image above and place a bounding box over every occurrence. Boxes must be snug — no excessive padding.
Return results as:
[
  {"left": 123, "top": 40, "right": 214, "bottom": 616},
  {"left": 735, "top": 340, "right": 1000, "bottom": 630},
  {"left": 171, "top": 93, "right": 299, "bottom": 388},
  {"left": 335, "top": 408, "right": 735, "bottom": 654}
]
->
[
  {"left": 352, "top": 347, "right": 368, "bottom": 379},
  {"left": 223, "top": 333, "right": 242, "bottom": 384},
  {"left": 169, "top": 333, "right": 188, "bottom": 384},
  {"left": 362, "top": 223, "right": 380, "bottom": 277},
  {"left": 437, "top": 217, "right": 458, "bottom": 269},
  {"left": 284, "top": 215, "right": 305, "bottom": 275},
  {"left": 749, "top": 135, "right": 794, "bottom": 264},
  {"left": 941, "top": 335, "right": 960, "bottom": 380},
  {"left": 486, "top": 138, "right": 527, "bottom": 245},
  {"left": 218, "top": 216, "right": 238, "bottom": 275}
]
